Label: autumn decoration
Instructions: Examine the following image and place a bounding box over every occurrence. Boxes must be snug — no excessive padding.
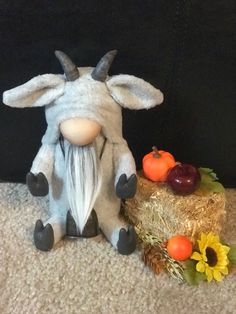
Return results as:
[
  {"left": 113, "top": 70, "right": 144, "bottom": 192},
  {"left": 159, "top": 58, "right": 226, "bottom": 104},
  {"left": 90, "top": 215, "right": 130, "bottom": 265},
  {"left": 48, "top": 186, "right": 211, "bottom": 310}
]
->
[
  {"left": 123, "top": 147, "right": 234, "bottom": 285},
  {"left": 142, "top": 147, "right": 176, "bottom": 182},
  {"left": 138, "top": 228, "right": 236, "bottom": 285},
  {"left": 167, "top": 235, "right": 193, "bottom": 261}
]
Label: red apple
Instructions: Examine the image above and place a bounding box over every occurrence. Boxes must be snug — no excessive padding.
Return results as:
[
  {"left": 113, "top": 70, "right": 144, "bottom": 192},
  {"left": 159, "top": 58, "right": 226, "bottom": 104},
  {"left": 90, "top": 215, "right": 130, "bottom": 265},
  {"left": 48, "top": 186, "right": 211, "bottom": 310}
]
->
[{"left": 167, "top": 163, "right": 201, "bottom": 195}]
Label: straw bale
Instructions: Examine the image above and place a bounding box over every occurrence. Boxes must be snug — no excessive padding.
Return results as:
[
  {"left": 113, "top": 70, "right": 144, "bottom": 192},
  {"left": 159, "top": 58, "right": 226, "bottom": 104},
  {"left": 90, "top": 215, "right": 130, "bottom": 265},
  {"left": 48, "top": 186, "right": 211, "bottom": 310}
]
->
[{"left": 124, "top": 174, "right": 226, "bottom": 243}]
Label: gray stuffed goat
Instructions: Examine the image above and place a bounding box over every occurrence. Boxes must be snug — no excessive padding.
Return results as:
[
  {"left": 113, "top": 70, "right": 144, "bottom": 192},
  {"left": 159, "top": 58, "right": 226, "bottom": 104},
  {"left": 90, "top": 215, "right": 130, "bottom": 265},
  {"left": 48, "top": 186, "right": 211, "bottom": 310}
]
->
[{"left": 3, "top": 50, "right": 163, "bottom": 254}]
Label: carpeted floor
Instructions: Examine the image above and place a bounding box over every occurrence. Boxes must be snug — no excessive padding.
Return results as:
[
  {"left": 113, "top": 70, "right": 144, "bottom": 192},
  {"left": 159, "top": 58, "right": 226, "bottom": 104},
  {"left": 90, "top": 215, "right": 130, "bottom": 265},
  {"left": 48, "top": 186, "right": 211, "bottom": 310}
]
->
[{"left": 0, "top": 183, "right": 236, "bottom": 314}]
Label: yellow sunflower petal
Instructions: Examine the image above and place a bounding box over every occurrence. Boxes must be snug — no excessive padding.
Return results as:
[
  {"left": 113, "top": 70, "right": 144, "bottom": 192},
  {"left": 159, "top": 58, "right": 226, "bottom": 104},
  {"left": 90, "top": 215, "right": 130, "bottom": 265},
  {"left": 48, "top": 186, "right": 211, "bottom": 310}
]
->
[
  {"left": 215, "top": 265, "right": 227, "bottom": 271},
  {"left": 210, "top": 243, "right": 220, "bottom": 251},
  {"left": 218, "top": 252, "right": 229, "bottom": 264},
  {"left": 219, "top": 246, "right": 229, "bottom": 255},
  {"left": 217, "top": 254, "right": 225, "bottom": 261},
  {"left": 206, "top": 232, "right": 214, "bottom": 241},
  {"left": 191, "top": 252, "right": 202, "bottom": 261},
  {"left": 211, "top": 234, "right": 220, "bottom": 243},
  {"left": 216, "top": 258, "right": 228, "bottom": 266},
  {"left": 222, "top": 245, "right": 230, "bottom": 254},
  {"left": 206, "top": 268, "right": 213, "bottom": 282},
  {"left": 196, "top": 261, "right": 206, "bottom": 272},
  {"left": 197, "top": 240, "right": 203, "bottom": 252},
  {"left": 213, "top": 269, "right": 223, "bottom": 282},
  {"left": 220, "top": 267, "right": 228, "bottom": 275},
  {"left": 212, "top": 235, "right": 222, "bottom": 248},
  {"left": 202, "top": 254, "right": 207, "bottom": 262},
  {"left": 201, "top": 233, "right": 207, "bottom": 242},
  {"left": 199, "top": 234, "right": 208, "bottom": 252}
]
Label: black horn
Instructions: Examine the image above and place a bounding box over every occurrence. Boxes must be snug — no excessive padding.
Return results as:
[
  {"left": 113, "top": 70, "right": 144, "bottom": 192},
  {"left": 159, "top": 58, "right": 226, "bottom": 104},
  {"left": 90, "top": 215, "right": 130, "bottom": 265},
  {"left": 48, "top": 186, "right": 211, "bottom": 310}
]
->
[
  {"left": 55, "top": 50, "right": 80, "bottom": 81},
  {"left": 91, "top": 50, "right": 117, "bottom": 82}
]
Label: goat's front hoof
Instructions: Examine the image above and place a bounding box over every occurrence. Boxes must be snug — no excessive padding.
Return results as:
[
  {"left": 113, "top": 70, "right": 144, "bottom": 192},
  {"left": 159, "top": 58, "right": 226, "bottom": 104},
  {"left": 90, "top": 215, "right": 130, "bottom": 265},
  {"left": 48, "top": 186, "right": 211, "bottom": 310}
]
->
[
  {"left": 34, "top": 220, "right": 54, "bottom": 251},
  {"left": 117, "top": 225, "right": 137, "bottom": 255},
  {"left": 26, "top": 172, "right": 49, "bottom": 196},
  {"left": 116, "top": 174, "right": 137, "bottom": 199}
]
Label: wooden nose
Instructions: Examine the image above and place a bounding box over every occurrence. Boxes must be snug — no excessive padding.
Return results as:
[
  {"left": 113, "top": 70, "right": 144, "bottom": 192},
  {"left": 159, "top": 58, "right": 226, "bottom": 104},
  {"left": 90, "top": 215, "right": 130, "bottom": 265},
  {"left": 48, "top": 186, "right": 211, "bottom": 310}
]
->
[{"left": 59, "top": 118, "right": 102, "bottom": 146}]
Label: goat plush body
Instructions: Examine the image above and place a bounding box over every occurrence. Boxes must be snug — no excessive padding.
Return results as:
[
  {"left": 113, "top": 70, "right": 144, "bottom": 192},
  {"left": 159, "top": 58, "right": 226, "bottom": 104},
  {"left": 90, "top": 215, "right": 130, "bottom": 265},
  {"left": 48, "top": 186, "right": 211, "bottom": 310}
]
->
[{"left": 3, "top": 50, "right": 163, "bottom": 254}]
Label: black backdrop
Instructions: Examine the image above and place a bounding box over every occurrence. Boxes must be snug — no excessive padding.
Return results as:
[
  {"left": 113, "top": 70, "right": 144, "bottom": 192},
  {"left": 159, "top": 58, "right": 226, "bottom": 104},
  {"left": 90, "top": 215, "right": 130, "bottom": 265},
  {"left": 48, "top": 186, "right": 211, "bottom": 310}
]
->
[{"left": 0, "top": 1, "right": 236, "bottom": 186}]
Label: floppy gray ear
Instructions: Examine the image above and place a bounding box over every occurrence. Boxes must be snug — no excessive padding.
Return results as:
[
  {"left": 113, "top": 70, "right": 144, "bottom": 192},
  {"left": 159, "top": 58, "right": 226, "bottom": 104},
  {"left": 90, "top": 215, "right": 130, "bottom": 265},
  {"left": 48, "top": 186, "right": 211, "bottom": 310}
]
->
[
  {"left": 3, "top": 74, "right": 65, "bottom": 108},
  {"left": 106, "top": 74, "right": 164, "bottom": 110}
]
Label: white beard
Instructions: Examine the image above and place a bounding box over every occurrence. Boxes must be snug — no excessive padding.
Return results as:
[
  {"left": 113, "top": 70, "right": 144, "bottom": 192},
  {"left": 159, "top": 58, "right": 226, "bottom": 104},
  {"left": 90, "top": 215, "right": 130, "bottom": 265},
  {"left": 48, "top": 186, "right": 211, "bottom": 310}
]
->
[{"left": 65, "top": 142, "right": 101, "bottom": 233}]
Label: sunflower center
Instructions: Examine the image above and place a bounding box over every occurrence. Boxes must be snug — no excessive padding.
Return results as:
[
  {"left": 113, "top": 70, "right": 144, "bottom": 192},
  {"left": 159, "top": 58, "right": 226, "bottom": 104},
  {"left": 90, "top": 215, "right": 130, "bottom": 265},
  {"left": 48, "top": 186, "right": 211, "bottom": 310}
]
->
[{"left": 206, "top": 247, "right": 218, "bottom": 267}]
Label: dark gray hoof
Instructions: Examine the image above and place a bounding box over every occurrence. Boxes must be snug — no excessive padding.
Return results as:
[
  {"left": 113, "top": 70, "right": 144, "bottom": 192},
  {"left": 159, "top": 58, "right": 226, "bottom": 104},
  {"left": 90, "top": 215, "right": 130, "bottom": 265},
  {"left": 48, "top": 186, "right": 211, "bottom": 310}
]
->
[
  {"left": 34, "top": 220, "right": 54, "bottom": 251},
  {"left": 26, "top": 172, "right": 49, "bottom": 196},
  {"left": 82, "top": 210, "right": 99, "bottom": 238},
  {"left": 66, "top": 210, "right": 99, "bottom": 238},
  {"left": 66, "top": 211, "right": 78, "bottom": 238},
  {"left": 116, "top": 174, "right": 137, "bottom": 199},
  {"left": 117, "top": 225, "right": 137, "bottom": 255}
]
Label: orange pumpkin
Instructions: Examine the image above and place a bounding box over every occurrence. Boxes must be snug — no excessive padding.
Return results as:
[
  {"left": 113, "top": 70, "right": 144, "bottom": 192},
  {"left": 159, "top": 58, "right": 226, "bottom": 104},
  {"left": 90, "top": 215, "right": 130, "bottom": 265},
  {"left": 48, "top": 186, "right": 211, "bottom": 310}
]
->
[
  {"left": 167, "top": 235, "right": 193, "bottom": 261},
  {"left": 142, "top": 146, "right": 176, "bottom": 182}
]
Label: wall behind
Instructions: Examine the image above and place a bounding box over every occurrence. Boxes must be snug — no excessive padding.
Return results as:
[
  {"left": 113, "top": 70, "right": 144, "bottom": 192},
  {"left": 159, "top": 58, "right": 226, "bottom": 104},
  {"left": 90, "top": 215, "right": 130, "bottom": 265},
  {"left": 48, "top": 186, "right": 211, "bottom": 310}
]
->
[{"left": 0, "top": 0, "right": 235, "bottom": 186}]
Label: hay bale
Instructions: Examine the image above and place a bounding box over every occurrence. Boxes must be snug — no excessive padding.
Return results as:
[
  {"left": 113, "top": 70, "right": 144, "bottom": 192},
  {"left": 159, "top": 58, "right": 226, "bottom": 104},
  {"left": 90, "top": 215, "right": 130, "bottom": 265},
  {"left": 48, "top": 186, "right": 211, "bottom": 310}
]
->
[{"left": 124, "top": 174, "right": 226, "bottom": 243}]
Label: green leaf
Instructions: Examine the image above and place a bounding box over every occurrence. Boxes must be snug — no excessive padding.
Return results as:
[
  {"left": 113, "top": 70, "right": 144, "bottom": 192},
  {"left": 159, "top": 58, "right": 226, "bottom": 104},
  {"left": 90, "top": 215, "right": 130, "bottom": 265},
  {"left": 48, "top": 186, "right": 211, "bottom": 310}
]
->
[
  {"left": 183, "top": 268, "right": 198, "bottom": 285},
  {"left": 183, "top": 259, "right": 206, "bottom": 285},
  {"left": 199, "top": 168, "right": 213, "bottom": 174},
  {"left": 199, "top": 168, "right": 218, "bottom": 180},
  {"left": 195, "top": 271, "right": 207, "bottom": 284},
  {"left": 197, "top": 167, "right": 225, "bottom": 193},
  {"left": 228, "top": 245, "right": 236, "bottom": 265},
  {"left": 183, "top": 267, "right": 206, "bottom": 286},
  {"left": 184, "top": 259, "right": 197, "bottom": 268},
  {"left": 201, "top": 181, "right": 225, "bottom": 193},
  {"left": 211, "top": 182, "right": 225, "bottom": 193}
]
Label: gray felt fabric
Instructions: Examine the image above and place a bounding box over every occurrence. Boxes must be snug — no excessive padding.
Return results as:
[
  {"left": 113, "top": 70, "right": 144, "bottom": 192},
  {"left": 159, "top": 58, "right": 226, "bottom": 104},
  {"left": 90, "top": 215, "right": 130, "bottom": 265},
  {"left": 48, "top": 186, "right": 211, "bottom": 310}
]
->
[{"left": 0, "top": 183, "right": 236, "bottom": 314}]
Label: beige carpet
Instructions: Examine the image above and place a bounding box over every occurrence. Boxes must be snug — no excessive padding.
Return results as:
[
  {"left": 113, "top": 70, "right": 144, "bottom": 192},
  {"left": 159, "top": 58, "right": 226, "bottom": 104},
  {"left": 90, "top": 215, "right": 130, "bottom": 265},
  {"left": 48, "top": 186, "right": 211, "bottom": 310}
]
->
[{"left": 0, "top": 183, "right": 236, "bottom": 314}]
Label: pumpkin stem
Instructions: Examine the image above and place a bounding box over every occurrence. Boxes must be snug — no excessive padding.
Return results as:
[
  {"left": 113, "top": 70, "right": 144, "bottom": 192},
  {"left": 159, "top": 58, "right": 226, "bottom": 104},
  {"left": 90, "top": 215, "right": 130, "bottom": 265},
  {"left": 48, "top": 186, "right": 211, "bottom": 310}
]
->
[{"left": 152, "top": 146, "right": 161, "bottom": 158}]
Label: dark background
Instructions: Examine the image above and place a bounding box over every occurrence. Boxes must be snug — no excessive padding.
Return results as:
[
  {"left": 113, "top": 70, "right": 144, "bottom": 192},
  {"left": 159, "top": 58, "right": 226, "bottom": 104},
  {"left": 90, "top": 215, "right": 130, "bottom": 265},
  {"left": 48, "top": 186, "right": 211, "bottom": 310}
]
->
[{"left": 0, "top": 1, "right": 236, "bottom": 186}]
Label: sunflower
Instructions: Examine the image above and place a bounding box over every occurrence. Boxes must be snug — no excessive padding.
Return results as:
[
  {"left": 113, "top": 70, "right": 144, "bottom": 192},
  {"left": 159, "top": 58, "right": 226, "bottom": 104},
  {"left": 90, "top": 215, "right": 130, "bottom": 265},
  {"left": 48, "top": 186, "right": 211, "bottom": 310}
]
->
[{"left": 191, "top": 232, "right": 230, "bottom": 282}]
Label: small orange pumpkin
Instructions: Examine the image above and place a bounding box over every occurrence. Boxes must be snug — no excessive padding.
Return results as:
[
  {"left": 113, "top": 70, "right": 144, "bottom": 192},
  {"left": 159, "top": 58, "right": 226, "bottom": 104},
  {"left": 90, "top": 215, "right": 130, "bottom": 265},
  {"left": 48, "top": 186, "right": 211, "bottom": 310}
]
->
[
  {"left": 167, "top": 235, "right": 193, "bottom": 261},
  {"left": 142, "top": 146, "right": 176, "bottom": 182}
]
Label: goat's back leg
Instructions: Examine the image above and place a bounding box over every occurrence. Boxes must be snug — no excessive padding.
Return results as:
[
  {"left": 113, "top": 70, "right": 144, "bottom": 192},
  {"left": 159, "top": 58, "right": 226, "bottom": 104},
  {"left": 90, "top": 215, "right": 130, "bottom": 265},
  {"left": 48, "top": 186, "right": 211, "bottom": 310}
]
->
[{"left": 95, "top": 197, "right": 136, "bottom": 255}]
